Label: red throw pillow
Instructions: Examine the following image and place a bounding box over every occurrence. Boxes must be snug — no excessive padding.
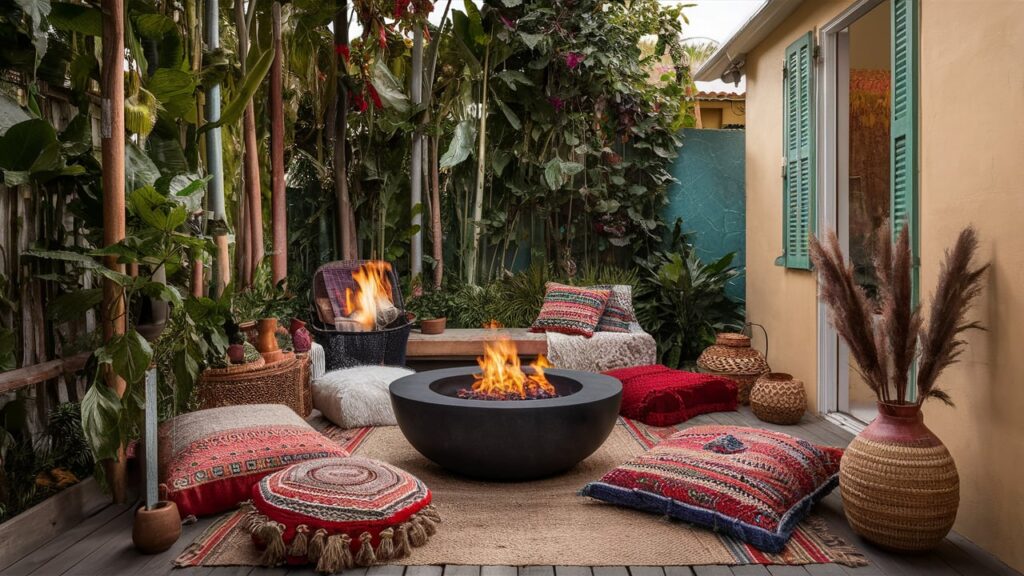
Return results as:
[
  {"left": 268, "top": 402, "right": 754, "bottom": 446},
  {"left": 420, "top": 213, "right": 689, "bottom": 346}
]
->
[
  {"left": 246, "top": 456, "right": 439, "bottom": 571},
  {"left": 604, "top": 365, "right": 737, "bottom": 426},
  {"left": 581, "top": 426, "right": 843, "bottom": 552},
  {"left": 530, "top": 282, "right": 610, "bottom": 337},
  {"left": 158, "top": 404, "right": 348, "bottom": 518}
]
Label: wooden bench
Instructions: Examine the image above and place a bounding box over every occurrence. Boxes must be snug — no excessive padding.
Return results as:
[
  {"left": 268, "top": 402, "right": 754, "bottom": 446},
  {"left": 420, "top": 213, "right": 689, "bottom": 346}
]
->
[{"left": 406, "top": 328, "right": 546, "bottom": 369}]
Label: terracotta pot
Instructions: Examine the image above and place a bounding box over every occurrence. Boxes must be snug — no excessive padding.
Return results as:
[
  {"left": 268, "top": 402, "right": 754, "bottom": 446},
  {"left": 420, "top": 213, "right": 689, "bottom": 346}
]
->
[
  {"left": 238, "top": 320, "right": 258, "bottom": 344},
  {"left": 421, "top": 317, "right": 447, "bottom": 335},
  {"left": 840, "top": 401, "right": 959, "bottom": 551},
  {"left": 132, "top": 501, "right": 181, "bottom": 554},
  {"left": 256, "top": 318, "right": 280, "bottom": 354}
]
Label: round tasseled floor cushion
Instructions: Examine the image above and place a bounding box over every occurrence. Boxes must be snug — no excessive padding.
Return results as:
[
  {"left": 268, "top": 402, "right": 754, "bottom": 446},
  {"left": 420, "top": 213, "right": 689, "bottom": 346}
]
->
[{"left": 245, "top": 456, "right": 439, "bottom": 573}]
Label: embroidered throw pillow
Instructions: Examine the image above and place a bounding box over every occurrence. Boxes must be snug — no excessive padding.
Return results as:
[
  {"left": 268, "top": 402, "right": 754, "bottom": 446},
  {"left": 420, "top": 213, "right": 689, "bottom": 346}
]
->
[
  {"left": 580, "top": 425, "right": 843, "bottom": 552},
  {"left": 530, "top": 283, "right": 611, "bottom": 337},
  {"left": 246, "top": 456, "right": 439, "bottom": 571},
  {"left": 591, "top": 284, "right": 638, "bottom": 333},
  {"left": 158, "top": 404, "right": 348, "bottom": 518}
]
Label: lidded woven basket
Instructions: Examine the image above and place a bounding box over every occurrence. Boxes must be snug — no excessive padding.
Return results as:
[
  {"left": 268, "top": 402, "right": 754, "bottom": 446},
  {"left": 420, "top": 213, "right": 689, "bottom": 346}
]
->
[
  {"left": 696, "top": 333, "right": 769, "bottom": 404},
  {"left": 750, "top": 372, "right": 806, "bottom": 425}
]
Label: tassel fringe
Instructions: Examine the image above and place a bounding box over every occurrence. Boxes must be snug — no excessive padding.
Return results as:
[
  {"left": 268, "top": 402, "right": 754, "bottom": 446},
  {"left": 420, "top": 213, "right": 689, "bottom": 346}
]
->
[{"left": 245, "top": 504, "right": 442, "bottom": 573}]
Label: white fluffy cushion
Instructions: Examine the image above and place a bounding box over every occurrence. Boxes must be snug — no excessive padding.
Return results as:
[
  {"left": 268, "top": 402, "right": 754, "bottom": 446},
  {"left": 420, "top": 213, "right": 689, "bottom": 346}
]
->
[{"left": 312, "top": 365, "right": 415, "bottom": 428}]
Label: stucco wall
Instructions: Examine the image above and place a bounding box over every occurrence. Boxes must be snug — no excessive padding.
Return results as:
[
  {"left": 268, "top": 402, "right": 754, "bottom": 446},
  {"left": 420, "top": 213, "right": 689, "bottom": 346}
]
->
[
  {"left": 743, "top": 0, "right": 1024, "bottom": 571},
  {"left": 919, "top": 1, "right": 1024, "bottom": 571}
]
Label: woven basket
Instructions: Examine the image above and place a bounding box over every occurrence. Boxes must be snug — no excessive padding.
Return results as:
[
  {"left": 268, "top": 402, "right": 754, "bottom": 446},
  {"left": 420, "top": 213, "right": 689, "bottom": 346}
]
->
[
  {"left": 197, "top": 355, "right": 312, "bottom": 417},
  {"left": 696, "top": 333, "right": 769, "bottom": 404},
  {"left": 750, "top": 372, "right": 806, "bottom": 425},
  {"left": 840, "top": 402, "right": 959, "bottom": 551},
  {"left": 310, "top": 260, "right": 412, "bottom": 371}
]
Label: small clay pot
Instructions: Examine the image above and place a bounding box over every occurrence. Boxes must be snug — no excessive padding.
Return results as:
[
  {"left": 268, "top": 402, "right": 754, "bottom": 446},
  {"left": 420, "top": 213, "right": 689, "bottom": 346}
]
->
[
  {"left": 227, "top": 343, "right": 246, "bottom": 364},
  {"left": 132, "top": 501, "right": 181, "bottom": 554},
  {"left": 421, "top": 317, "right": 447, "bottom": 335}
]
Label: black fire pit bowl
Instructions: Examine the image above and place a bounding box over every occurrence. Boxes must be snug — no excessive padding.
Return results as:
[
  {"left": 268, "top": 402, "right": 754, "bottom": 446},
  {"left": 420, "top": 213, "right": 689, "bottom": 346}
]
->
[{"left": 389, "top": 366, "right": 622, "bottom": 481}]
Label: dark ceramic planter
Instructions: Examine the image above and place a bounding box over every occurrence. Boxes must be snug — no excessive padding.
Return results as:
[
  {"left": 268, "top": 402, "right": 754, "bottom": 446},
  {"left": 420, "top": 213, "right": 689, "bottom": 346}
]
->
[{"left": 390, "top": 367, "right": 622, "bottom": 481}]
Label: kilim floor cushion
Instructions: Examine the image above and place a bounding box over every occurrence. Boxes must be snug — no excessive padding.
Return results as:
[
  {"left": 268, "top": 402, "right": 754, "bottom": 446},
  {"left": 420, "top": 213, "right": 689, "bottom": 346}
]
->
[
  {"left": 158, "top": 404, "right": 349, "bottom": 518},
  {"left": 244, "top": 456, "right": 439, "bottom": 573},
  {"left": 604, "top": 365, "right": 738, "bottom": 426},
  {"left": 581, "top": 425, "right": 843, "bottom": 553},
  {"left": 530, "top": 282, "right": 611, "bottom": 337}
]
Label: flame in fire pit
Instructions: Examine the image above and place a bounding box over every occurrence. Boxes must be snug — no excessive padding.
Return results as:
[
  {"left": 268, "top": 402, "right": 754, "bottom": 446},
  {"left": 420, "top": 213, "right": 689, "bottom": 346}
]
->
[
  {"left": 343, "top": 262, "right": 396, "bottom": 330},
  {"left": 461, "top": 338, "right": 558, "bottom": 400}
]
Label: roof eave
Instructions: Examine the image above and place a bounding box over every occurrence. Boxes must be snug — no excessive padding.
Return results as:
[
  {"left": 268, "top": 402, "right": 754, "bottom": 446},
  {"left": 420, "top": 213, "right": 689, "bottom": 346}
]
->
[{"left": 693, "top": 0, "right": 805, "bottom": 82}]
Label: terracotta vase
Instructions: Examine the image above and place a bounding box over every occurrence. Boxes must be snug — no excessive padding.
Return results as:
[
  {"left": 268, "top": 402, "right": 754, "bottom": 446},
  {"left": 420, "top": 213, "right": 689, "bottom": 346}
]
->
[
  {"left": 256, "top": 318, "right": 280, "bottom": 354},
  {"left": 839, "top": 401, "right": 959, "bottom": 551},
  {"left": 421, "top": 317, "right": 447, "bottom": 335},
  {"left": 290, "top": 318, "right": 312, "bottom": 353},
  {"left": 132, "top": 501, "right": 182, "bottom": 554}
]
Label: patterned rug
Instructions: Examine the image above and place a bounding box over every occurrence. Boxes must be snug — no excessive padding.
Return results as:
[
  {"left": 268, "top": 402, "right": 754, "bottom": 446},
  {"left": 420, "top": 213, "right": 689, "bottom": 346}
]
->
[{"left": 176, "top": 417, "right": 867, "bottom": 568}]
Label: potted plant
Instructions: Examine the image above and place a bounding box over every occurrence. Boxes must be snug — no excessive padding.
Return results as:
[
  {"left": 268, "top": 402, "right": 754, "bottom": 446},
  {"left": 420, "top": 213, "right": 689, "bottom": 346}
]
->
[
  {"left": 231, "top": 265, "right": 295, "bottom": 362},
  {"left": 810, "top": 225, "right": 987, "bottom": 551},
  {"left": 409, "top": 289, "right": 453, "bottom": 335}
]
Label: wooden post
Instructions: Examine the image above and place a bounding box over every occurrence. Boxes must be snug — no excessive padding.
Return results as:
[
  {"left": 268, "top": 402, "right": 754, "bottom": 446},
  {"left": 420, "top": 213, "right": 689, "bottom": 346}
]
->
[
  {"left": 270, "top": 2, "right": 287, "bottom": 286},
  {"left": 409, "top": 27, "right": 424, "bottom": 280},
  {"left": 334, "top": 2, "right": 355, "bottom": 260},
  {"left": 100, "top": 0, "right": 127, "bottom": 504}
]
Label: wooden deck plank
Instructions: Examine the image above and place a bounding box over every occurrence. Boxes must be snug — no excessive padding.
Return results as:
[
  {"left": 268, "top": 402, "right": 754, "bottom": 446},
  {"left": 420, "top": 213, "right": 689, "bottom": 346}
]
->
[
  {"left": 802, "top": 565, "right": 847, "bottom": 576},
  {"left": 766, "top": 567, "right": 810, "bottom": 576},
  {"left": 2, "top": 500, "right": 124, "bottom": 576},
  {"left": 519, "top": 567, "right": 555, "bottom": 576},
  {"left": 691, "top": 568, "right": 731, "bottom": 576},
  {"left": 26, "top": 504, "right": 135, "bottom": 575},
  {"left": 629, "top": 567, "right": 666, "bottom": 576},
  {"left": 662, "top": 568, "right": 695, "bottom": 576},
  {"left": 406, "top": 567, "right": 444, "bottom": 576},
  {"left": 484, "top": 567, "right": 519, "bottom": 576},
  {"left": 593, "top": 567, "right": 630, "bottom": 576},
  {"left": 555, "top": 568, "right": 593, "bottom": 576},
  {"left": 444, "top": 566, "right": 481, "bottom": 576},
  {"left": 366, "top": 566, "right": 407, "bottom": 576},
  {"left": 729, "top": 566, "right": 771, "bottom": 576}
]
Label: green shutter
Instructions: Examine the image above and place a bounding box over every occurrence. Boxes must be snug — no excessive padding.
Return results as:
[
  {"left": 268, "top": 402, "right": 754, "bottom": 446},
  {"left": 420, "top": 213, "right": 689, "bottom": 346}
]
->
[
  {"left": 891, "top": 0, "right": 919, "bottom": 300},
  {"left": 781, "top": 32, "right": 815, "bottom": 270}
]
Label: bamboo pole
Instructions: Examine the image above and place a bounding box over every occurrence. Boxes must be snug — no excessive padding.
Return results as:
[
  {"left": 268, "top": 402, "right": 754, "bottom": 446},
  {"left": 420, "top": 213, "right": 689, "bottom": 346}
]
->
[
  {"left": 334, "top": 3, "right": 355, "bottom": 260},
  {"left": 100, "top": 0, "right": 127, "bottom": 504},
  {"left": 467, "top": 43, "right": 490, "bottom": 285},
  {"left": 270, "top": 2, "right": 287, "bottom": 286},
  {"left": 205, "top": 0, "right": 230, "bottom": 296},
  {"left": 409, "top": 27, "right": 424, "bottom": 280},
  {"left": 236, "top": 0, "right": 263, "bottom": 286}
]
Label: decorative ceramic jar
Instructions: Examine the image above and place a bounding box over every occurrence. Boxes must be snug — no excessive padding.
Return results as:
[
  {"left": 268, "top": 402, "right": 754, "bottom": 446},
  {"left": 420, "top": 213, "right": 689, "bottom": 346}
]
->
[
  {"left": 750, "top": 372, "right": 806, "bottom": 425},
  {"left": 256, "top": 318, "right": 280, "bottom": 354},
  {"left": 840, "top": 402, "right": 959, "bottom": 551},
  {"left": 132, "top": 501, "right": 182, "bottom": 554},
  {"left": 289, "top": 318, "right": 313, "bottom": 353},
  {"left": 696, "top": 332, "right": 769, "bottom": 404}
]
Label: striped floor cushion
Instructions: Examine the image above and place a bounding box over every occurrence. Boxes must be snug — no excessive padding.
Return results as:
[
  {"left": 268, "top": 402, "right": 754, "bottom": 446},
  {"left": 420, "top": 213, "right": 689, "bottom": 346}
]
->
[
  {"left": 530, "top": 282, "right": 611, "bottom": 337},
  {"left": 245, "top": 456, "right": 440, "bottom": 572},
  {"left": 581, "top": 425, "right": 843, "bottom": 552}
]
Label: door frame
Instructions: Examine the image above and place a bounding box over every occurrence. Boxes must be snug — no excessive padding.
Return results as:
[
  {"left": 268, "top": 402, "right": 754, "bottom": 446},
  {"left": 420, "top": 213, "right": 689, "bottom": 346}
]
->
[{"left": 816, "top": 0, "right": 889, "bottom": 434}]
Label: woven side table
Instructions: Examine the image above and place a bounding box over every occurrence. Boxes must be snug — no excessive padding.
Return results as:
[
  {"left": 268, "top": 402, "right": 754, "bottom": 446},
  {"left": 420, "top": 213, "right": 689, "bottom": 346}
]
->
[
  {"left": 750, "top": 372, "right": 806, "bottom": 425},
  {"left": 197, "top": 354, "right": 312, "bottom": 417}
]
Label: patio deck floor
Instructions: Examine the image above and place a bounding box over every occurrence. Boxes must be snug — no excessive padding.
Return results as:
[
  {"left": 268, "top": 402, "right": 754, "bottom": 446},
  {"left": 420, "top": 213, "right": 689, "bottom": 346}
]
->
[{"left": 2, "top": 407, "right": 1019, "bottom": 576}]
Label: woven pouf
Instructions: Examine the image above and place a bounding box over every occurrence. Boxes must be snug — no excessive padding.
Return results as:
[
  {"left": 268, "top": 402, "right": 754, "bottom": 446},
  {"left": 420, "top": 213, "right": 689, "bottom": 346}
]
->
[
  {"left": 696, "top": 333, "right": 769, "bottom": 405},
  {"left": 245, "top": 456, "right": 440, "bottom": 573},
  {"left": 840, "top": 402, "right": 959, "bottom": 551},
  {"left": 749, "top": 372, "right": 806, "bottom": 425}
]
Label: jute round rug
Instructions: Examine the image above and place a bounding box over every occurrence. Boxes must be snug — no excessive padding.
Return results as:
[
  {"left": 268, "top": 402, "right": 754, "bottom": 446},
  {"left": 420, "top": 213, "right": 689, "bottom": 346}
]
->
[{"left": 176, "top": 418, "right": 866, "bottom": 568}]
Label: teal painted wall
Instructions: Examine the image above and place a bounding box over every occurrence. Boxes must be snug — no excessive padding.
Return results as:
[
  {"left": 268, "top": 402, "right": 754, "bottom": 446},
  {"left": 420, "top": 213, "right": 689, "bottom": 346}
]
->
[{"left": 664, "top": 128, "right": 746, "bottom": 301}]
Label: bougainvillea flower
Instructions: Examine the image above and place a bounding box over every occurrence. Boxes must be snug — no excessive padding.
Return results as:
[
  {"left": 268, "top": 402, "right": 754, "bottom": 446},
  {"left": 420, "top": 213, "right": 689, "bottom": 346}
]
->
[
  {"left": 335, "top": 44, "right": 351, "bottom": 63},
  {"left": 549, "top": 96, "right": 565, "bottom": 111},
  {"left": 352, "top": 92, "right": 368, "bottom": 112},
  {"left": 368, "top": 84, "right": 383, "bottom": 109},
  {"left": 500, "top": 14, "right": 516, "bottom": 30},
  {"left": 378, "top": 26, "right": 388, "bottom": 49},
  {"left": 565, "top": 52, "right": 585, "bottom": 70}
]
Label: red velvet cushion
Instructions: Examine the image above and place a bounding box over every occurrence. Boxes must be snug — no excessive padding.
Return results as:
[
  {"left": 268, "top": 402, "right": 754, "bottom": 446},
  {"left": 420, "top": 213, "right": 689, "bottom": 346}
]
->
[
  {"left": 604, "top": 365, "right": 737, "bottom": 426},
  {"left": 246, "top": 456, "right": 439, "bottom": 571},
  {"left": 158, "top": 405, "right": 348, "bottom": 518},
  {"left": 530, "top": 282, "right": 610, "bottom": 337},
  {"left": 581, "top": 426, "right": 843, "bottom": 552}
]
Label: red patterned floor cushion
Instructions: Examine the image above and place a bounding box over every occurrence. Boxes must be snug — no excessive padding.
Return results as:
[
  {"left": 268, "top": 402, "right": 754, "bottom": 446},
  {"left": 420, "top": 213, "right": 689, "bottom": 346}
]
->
[
  {"left": 158, "top": 404, "right": 348, "bottom": 518},
  {"left": 604, "top": 365, "right": 737, "bottom": 426},
  {"left": 580, "top": 425, "right": 843, "bottom": 552},
  {"left": 245, "top": 456, "right": 439, "bottom": 572},
  {"left": 530, "top": 282, "right": 611, "bottom": 337}
]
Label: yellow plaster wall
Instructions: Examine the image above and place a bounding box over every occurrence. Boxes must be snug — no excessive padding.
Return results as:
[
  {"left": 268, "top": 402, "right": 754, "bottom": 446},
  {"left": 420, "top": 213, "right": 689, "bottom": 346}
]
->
[
  {"left": 743, "top": 0, "right": 1024, "bottom": 571},
  {"left": 696, "top": 100, "right": 746, "bottom": 128},
  {"left": 918, "top": 1, "right": 1024, "bottom": 571}
]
